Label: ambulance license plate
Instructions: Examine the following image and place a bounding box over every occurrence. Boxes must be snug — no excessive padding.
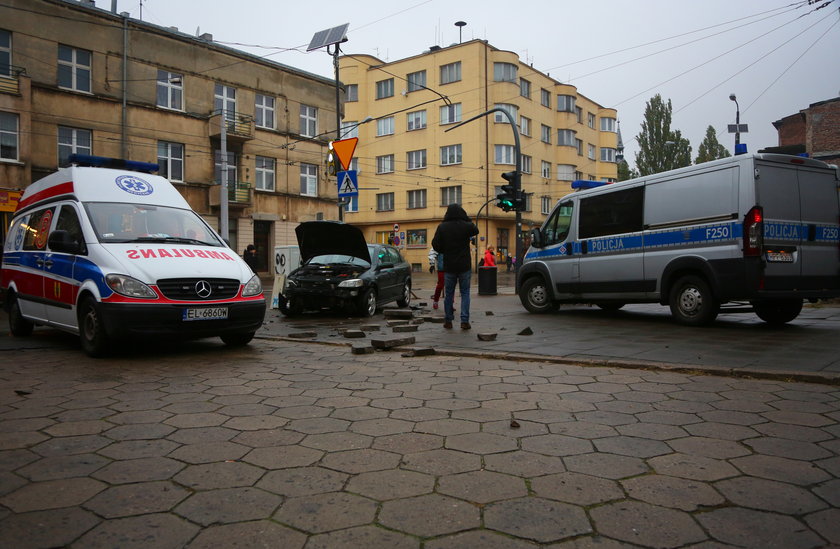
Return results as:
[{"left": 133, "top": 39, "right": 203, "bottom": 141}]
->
[
  {"left": 183, "top": 307, "right": 228, "bottom": 321},
  {"left": 766, "top": 251, "right": 793, "bottom": 263}
]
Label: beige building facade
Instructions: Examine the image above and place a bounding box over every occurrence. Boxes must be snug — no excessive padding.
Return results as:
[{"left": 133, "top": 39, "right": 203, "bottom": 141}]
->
[
  {"left": 339, "top": 40, "right": 618, "bottom": 270},
  {"left": 1, "top": 0, "right": 340, "bottom": 271}
]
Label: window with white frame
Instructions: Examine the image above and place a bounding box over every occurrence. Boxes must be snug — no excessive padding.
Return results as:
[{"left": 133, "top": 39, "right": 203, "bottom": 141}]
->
[
  {"left": 520, "top": 78, "right": 531, "bottom": 98},
  {"left": 407, "top": 110, "right": 427, "bottom": 131},
  {"left": 556, "top": 164, "right": 575, "bottom": 181},
  {"left": 156, "top": 70, "right": 183, "bottom": 110},
  {"left": 520, "top": 116, "right": 531, "bottom": 137},
  {"left": 588, "top": 112, "right": 596, "bottom": 129},
  {"left": 600, "top": 147, "right": 617, "bottom": 162},
  {"left": 376, "top": 192, "right": 394, "bottom": 211},
  {"left": 376, "top": 78, "right": 394, "bottom": 99},
  {"left": 494, "top": 103, "right": 518, "bottom": 123},
  {"left": 0, "top": 111, "right": 19, "bottom": 161},
  {"left": 407, "top": 189, "right": 427, "bottom": 209},
  {"left": 541, "top": 160, "right": 551, "bottom": 179},
  {"left": 344, "top": 83, "right": 358, "bottom": 102},
  {"left": 0, "top": 30, "right": 10, "bottom": 78},
  {"left": 441, "top": 185, "right": 461, "bottom": 206},
  {"left": 407, "top": 70, "right": 426, "bottom": 92},
  {"left": 541, "top": 196, "right": 552, "bottom": 215},
  {"left": 440, "top": 61, "right": 461, "bottom": 84},
  {"left": 521, "top": 155, "right": 532, "bottom": 174},
  {"left": 376, "top": 154, "right": 394, "bottom": 174},
  {"left": 541, "top": 124, "right": 551, "bottom": 144},
  {"left": 300, "top": 105, "right": 317, "bottom": 137},
  {"left": 349, "top": 158, "right": 359, "bottom": 173},
  {"left": 214, "top": 150, "right": 237, "bottom": 185},
  {"left": 557, "top": 94, "right": 576, "bottom": 113},
  {"left": 376, "top": 116, "right": 394, "bottom": 136},
  {"left": 557, "top": 129, "right": 576, "bottom": 147},
  {"left": 214, "top": 83, "right": 236, "bottom": 115},
  {"left": 344, "top": 194, "right": 359, "bottom": 212},
  {"left": 588, "top": 144, "right": 596, "bottom": 160},
  {"left": 600, "top": 117, "right": 616, "bottom": 132},
  {"left": 341, "top": 120, "right": 360, "bottom": 139},
  {"left": 495, "top": 144, "right": 515, "bottom": 165},
  {"left": 300, "top": 163, "right": 318, "bottom": 196},
  {"left": 493, "top": 62, "right": 517, "bottom": 82},
  {"left": 440, "top": 144, "right": 462, "bottom": 166},
  {"left": 407, "top": 149, "right": 427, "bottom": 170},
  {"left": 58, "top": 126, "right": 91, "bottom": 166},
  {"left": 440, "top": 103, "right": 461, "bottom": 125},
  {"left": 157, "top": 141, "right": 184, "bottom": 182},
  {"left": 255, "top": 94, "right": 275, "bottom": 129},
  {"left": 57, "top": 45, "right": 91, "bottom": 93},
  {"left": 255, "top": 156, "right": 275, "bottom": 191},
  {"left": 541, "top": 88, "right": 551, "bottom": 108}
]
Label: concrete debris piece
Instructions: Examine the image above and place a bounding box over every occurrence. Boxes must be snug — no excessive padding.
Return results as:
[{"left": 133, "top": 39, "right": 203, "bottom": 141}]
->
[
  {"left": 393, "top": 325, "right": 419, "bottom": 333},
  {"left": 288, "top": 331, "right": 317, "bottom": 338},
  {"left": 351, "top": 344, "right": 375, "bottom": 354},
  {"left": 411, "top": 318, "right": 425, "bottom": 325},
  {"left": 477, "top": 333, "right": 497, "bottom": 341},
  {"left": 485, "top": 311, "right": 495, "bottom": 316},
  {"left": 386, "top": 319, "right": 410, "bottom": 327},
  {"left": 383, "top": 309, "right": 414, "bottom": 319},
  {"left": 370, "top": 336, "right": 416, "bottom": 349},
  {"left": 411, "top": 348, "right": 436, "bottom": 356},
  {"left": 518, "top": 327, "right": 534, "bottom": 336},
  {"left": 343, "top": 330, "right": 366, "bottom": 338},
  {"left": 359, "top": 324, "right": 381, "bottom": 331},
  {"left": 425, "top": 317, "right": 446, "bottom": 324}
]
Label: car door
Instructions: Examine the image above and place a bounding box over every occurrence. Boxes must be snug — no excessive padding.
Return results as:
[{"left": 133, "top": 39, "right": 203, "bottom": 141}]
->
[
  {"left": 376, "top": 246, "right": 400, "bottom": 301},
  {"left": 44, "top": 204, "right": 86, "bottom": 329},
  {"left": 15, "top": 206, "right": 57, "bottom": 323}
]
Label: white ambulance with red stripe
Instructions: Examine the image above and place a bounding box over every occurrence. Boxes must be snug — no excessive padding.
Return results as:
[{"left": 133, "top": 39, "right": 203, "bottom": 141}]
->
[{"left": 1, "top": 155, "right": 265, "bottom": 356}]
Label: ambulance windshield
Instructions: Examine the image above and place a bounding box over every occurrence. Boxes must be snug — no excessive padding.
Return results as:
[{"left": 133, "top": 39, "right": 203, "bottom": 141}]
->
[{"left": 85, "top": 203, "right": 223, "bottom": 246}]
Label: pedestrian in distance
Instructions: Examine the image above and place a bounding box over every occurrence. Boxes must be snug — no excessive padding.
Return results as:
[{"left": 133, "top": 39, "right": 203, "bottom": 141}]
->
[
  {"left": 506, "top": 254, "right": 512, "bottom": 272},
  {"left": 432, "top": 204, "right": 479, "bottom": 330},
  {"left": 243, "top": 244, "right": 258, "bottom": 273},
  {"left": 428, "top": 248, "right": 445, "bottom": 310},
  {"left": 484, "top": 245, "right": 496, "bottom": 267}
]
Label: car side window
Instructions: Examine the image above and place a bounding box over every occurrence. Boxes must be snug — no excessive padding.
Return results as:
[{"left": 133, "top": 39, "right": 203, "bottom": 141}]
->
[
  {"left": 23, "top": 207, "right": 56, "bottom": 251},
  {"left": 544, "top": 201, "right": 573, "bottom": 246},
  {"left": 54, "top": 205, "right": 84, "bottom": 248}
]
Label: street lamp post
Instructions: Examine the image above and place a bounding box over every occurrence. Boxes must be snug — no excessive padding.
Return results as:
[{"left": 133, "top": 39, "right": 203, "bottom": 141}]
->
[{"left": 729, "top": 93, "right": 740, "bottom": 147}]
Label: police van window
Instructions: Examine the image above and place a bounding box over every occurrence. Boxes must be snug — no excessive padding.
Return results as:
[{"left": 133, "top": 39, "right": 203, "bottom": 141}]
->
[
  {"left": 23, "top": 207, "right": 56, "bottom": 250},
  {"left": 54, "top": 205, "right": 84, "bottom": 248},
  {"left": 579, "top": 187, "right": 644, "bottom": 239},
  {"left": 544, "top": 201, "right": 573, "bottom": 245}
]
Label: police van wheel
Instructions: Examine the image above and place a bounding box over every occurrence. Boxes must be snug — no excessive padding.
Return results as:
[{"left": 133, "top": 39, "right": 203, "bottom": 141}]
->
[
  {"left": 520, "top": 277, "right": 555, "bottom": 314},
  {"left": 753, "top": 299, "right": 802, "bottom": 325},
  {"left": 669, "top": 275, "right": 719, "bottom": 326},
  {"left": 78, "top": 297, "right": 110, "bottom": 357},
  {"left": 9, "top": 296, "right": 34, "bottom": 337},
  {"left": 221, "top": 332, "right": 255, "bottom": 346}
]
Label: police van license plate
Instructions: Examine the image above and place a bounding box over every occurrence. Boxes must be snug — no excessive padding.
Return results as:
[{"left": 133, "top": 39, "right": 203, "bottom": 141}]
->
[
  {"left": 183, "top": 307, "right": 228, "bottom": 321},
  {"left": 766, "top": 251, "right": 793, "bottom": 263}
]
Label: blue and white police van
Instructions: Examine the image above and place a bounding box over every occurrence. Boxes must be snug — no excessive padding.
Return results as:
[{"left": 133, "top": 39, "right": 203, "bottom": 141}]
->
[
  {"left": 1, "top": 155, "right": 266, "bottom": 356},
  {"left": 519, "top": 153, "right": 840, "bottom": 325}
]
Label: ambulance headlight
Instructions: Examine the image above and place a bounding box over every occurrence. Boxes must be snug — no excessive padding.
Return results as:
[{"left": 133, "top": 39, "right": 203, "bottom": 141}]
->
[
  {"left": 105, "top": 274, "right": 157, "bottom": 299},
  {"left": 338, "top": 278, "right": 364, "bottom": 288},
  {"left": 242, "top": 274, "right": 262, "bottom": 297}
]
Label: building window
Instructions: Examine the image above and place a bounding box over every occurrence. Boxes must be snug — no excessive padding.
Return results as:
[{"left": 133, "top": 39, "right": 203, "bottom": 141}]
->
[
  {"left": 345, "top": 83, "right": 358, "bottom": 102},
  {"left": 300, "top": 163, "right": 318, "bottom": 196},
  {"left": 341, "top": 120, "right": 359, "bottom": 139},
  {"left": 576, "top": 138, "right": 583, "bottom": 156},
  {"left": 255, "top": 156, "right": 275, "bottom": 191},
  {"left": 521, "top": 155, "right": 532, "bottom": 174},
  {"left": 541, "top": 88, "right": 551, "bottom": 108},
  {"left": 0, "top": 30, "right": 10, "bottom": 78},
  {"left": 376, "top": 116, "right": 394, "bottom": 136},
  {"left": 157, "top": 141, "right": 184, "bottom": 182},
  {"left": 577, "top": 171, "right": 585, "bottom": 180},
  {"left": 600, "top": 117, "right": 617, "bottom": 132},
  {"left": 156, "top": 70, "right": 183, "bottom": 110},
  {"left": 349, "top": 158, "right": 360, "bottom": 173},
  {"left": 541, "top": 124, "right": 551, "bottom": 144},
  {"left": 520, "top": 116, "right": 531, "bottom": 137},
  {"left": 344, "top": 195, "right": 359, "bottom": 212},
  {"left": 58, "top": 126, "right": 91, "bottom": 167},
  {"left": 300, "top": 105, "right": 317, "bottom": 137},
  {"left": 493, "top": 62, "right": 517, "bottom": 82},
  {"left": 440, "top": 61, "right": 461, "bottom": 84},
  {"left": 588, "top": 144, "right": 596, "bottom": 160},
  {"left": 407, "top": 70, "right": 426, "bottom": 92},
  {"left": 214, "top": 83, "right": 236, "bottom": 114},
  {"left": 214, "top": 150, "right": 237, "bottom": 185},
  {"left": 588, "top": 112, "right": 596, "bottom": 129},
  {"left": 520, "top": 78, "right": 531, "bottom": 99},
  {"left": 57, "top": 45, "right": 91, "bottom": 93},
  {"left": 255, "top": 94, "right": 275, "bottom": 129},
  {"left": 541, "top": 196, "right": 552, "bottom": 215},
  {"left": 557, "top": 164, "right": 575, "bottom": 181},
  {"left": 494, "top": 144, "right": 515, "bottom": 165},
  {"left": 600, "top": 147, "right": 617, "bottom": 162},
  {"left": 407, "top": 189, "right": 427, "bottom": 209},
  {"left": 440, "top": 103, "right": 461, "bottom": 125},
  {"left": 376, "top": 154, "right": 394, "bottom": 174},
  {"left": 377, "top": 192, "right": 394, "bottom": 211},
  {"left": 494, "top": 103, "right": 518, "bottom": 123},
  {"left": 407, "top": 110, "right": 427, "bottom": 131},
  {"left": 440, "top": 144, "right": 462, "bottom": 166},
  {"left": 557, "top": 94, "right": 576, "bottom": 113},
  {"left": 406, "top": 228, "right": 427, "bottom": 247},
  {"left": 557, "top": 129, "right": 576, "bottom": 147},
  {"left": 407, "top": 149, "right": 427, "bottom": 170},
  {"left": 0, "top": 111, "right": 19, "bottom": 161},
  {"left": 376, "top": 78, "right": 394, "bottom": 99},
  {"left": 575, "top": 107, "right": 583, "bottom": 124},
  {"left": 541, "top": 160, "right": 551, "bottom": 179},
  {"left": 441, "top": 186, "right": 462, "bottom": 206}
]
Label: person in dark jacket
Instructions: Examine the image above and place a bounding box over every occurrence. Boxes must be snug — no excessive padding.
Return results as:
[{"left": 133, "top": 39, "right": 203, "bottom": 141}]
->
[
  {"left": 431, "top": 204, "right": 479, "bottom": 330},
  {"left": 243, "top": 244, "right": 258, "bottom": 272}
]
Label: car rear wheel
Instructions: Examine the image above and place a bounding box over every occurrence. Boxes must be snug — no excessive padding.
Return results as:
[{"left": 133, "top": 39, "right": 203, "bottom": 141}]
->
[
  {"left": 78, "top": 296, "right": 110, "bottom": 357},
  {"left": 669, "top": 275, "right": 719, "bottom": 326},
  {"left": 396, "top": 280, "right": 411, "bottom": 308},
  {"left": 8, "top": 295, "right": 34, "bottom": 337},
  {"left": 520, "top": 276, "right": 556, "bottom": 314},
  {"left": 358, "top": 288, "right": 377, "bottom": 317},
  {"left": 753, "top": 299, "right": 802, "bottom": 325},
  {"left": 221, "top": 332, "right": 255, "bottom": 346}
]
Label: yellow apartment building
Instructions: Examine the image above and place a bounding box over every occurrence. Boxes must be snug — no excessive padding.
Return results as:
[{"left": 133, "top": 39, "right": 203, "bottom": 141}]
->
[
  {"left": 339, "top": 39, "right": 618, "bottom": 270},
  {"left": 0, "top": 0, "right": 340, "bottom": 271}
]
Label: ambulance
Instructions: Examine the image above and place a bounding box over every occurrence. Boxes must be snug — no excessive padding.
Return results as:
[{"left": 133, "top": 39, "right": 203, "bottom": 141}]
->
[{"left": 1, "top": 155, "right": 266, "bottom": 356}]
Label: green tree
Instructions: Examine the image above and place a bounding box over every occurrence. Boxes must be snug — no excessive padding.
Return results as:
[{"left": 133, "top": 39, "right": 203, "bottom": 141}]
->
[
  {"left": 617, "top": 158, "right": 638, "bottom": 181},
  {"left": 695, "top": 125, "right": 731, "bottom": 164},
  {"left": 634, "top": 94, "right": 692, "bottom": 176}
]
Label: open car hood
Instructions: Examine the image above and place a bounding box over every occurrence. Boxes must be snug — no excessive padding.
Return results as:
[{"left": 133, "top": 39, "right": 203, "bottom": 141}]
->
[{"left": 295, "top": 221, "right": 371, "bottom": 264}]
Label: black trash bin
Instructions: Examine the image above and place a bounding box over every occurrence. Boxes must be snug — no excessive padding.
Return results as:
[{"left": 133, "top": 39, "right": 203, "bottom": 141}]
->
[{"left": 478, "top": 266, "right": 497, "bottom": 295}]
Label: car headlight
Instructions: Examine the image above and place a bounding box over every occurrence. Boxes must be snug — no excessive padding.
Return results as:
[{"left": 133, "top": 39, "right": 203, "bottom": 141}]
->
[
  {"left": 106, "top": 274, "right": 157, "bottom": 299},
  {"left": 338, "top": 278, "right": 364, "bottom": 288},
  {"left": 284, "top": 278, "right": 298, "bottom": 291},
  {"left": 242, "top": 274, "right": 262, "bottom": 297}
]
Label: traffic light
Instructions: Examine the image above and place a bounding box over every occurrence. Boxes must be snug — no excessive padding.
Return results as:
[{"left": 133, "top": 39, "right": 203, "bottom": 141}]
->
[
  {"left": 325, "top": 149, "right": 338, "bottom": 176},
  {"left": 496, "top": 171, "right": 522, "bottom": 212}
]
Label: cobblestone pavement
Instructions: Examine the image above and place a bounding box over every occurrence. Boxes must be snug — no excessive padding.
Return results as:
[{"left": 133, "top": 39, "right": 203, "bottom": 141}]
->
[{"left": 1, "top": 338, "right": 839, "bottom": 548}]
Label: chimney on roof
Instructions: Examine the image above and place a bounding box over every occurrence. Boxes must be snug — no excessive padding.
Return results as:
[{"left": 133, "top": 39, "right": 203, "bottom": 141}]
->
[{"left": 200, "top": 33, "right": 214, "bottom": 42}]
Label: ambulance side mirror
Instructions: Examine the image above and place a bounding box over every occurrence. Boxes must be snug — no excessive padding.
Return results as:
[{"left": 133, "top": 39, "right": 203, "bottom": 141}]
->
[{"left": 48, "top": 230, "right": 83, "bottom": 255}]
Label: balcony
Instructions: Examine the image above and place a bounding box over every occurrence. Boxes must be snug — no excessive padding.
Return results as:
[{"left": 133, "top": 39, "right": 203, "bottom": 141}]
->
[
  {"left": 209, "top": 180, "right": 251, "bottom": 208},
  {"left": 208, "top": 110, "right": 254, "bottom": 142},
  {"left": 0, "top": 65, "right": 26, "bottom": 95}
]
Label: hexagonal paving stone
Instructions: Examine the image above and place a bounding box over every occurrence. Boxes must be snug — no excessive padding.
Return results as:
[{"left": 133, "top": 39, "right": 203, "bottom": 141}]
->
[
  {"left": 564, "top": 452, "right": 649, "bottom": 480},
  {"left": 483, "top": 450, "right": 566, "bottom": 478},
  {"left": 805, "top": 508, "right": 840, "bottom": 545},
  {"left": 330, "top": 406, "right": 388, "bottom": 421},
  {"left": 0, "top": 507, "right": 100, "bottom": 549},
  {"left": 445, "top": 432, "right": 519, "bottom": 455},
  {"left": 715, "top": 476, "right": 828, "bottom": 515},
  {"left": 424, "top": 530, "right": 538, "bottom": 549},
  {"left": 187, "top": 521, "right": 307, "bottom": 549},
  {"left": 402, "top": 449, "right": 482, "bottom": 476},
  {"left": 167, "top": 441, "right": 250, "bottom": 464},
  {"left": 320, "top": 448, "right": 401, "bottom": 474},
  {"left": 621, "top": 475, "right": 724, "bottom": 512},
  {"left": 242, "top": 445, "right": 323, "bottom": 469},
  {"left": 97, "top": 439, "right": 180, "bottom": 460},
  {"left": 223, "top": 415, "right": 289, "bottom": 431},
  {"left": 573, "top": 411, "right": 637, "bottom": 426},
  {"left": 30, "top": 434, "right": 111, "bottom": 457},
  {"left": 349, "top": 417, "right": 414, "bottom": 436},
  {"left": 274, "top": 492, "right": 377, "bottom": 534},
  {"left": 743, "top": 437, "right": 833, "bottom": 461},
  {"left": 257, "top": 466, "right": 348, "bottom": 497},
  {"left": 92, "top": 457, "right": 185, "bottom": 484},
  {"left": 648, "top": 453, "right": 738, "bottom": 482},
  {"left": 372, "top": 433, "right": 443, "bottom": 454},
  {"left": 104, "top": 423, "right": 177, "bottom": 441},
  {"left": 532, "top": 471, "right": 623, "bottom": 506},
  {"left": 175, "top": 487, "right": 281, "bottom": 526},
  {"left": 484, "top": 496, "right": 591, "bottom": 543},
  {"left": 593, "top": 436, "right": 671, "bottom": 458},
  {"left": 232, "top": 429, "right": 305, "bottom": 448},
  {"left": 591, "top": 501, "right": 705, "bottom": 546},
  {"left": 684, "top": 421, "right": 759, "bottom": 441},
  {"left": 301, "top": 432, "right": 373, "bottom": 452},
  {"left": 74, "top": 512, "right": 198, "bottom": 547},
  {"left": 438, "top": 470, "right": 527, "bottom": 504},
  {"left": 346, "top": 468, "right": 435, "bottom": 500},
  {"left": 306, "top": 525, "right": 418, "bottom": 549},
  {"left": 414, "top": 418, "right": 480, "bottom": 436},
  {"left": 173, "top": 461, "right": 265, "bottom": 490},
  {"left": 549, "top": 421, "right": 618, "bottom": 439},
  {"left": 83, "top": 481, "right": 190, "bottom": 518},
  {"left": 17, "top": 453, "right": 110, "bottom": 481},
  {"left": 697, "top": 507, "right": 824, "bottom": 548},
  {"left": 1, "top": 477, "right": 106, "bottom": 512},
  {"left": 730, "top": 454, "right": 831, "bottom": 486},
  {"left": 164, "top": 426, "right": 238, "bottom": 444},
  {"left": 666, "top": 436, "right": 751, "bottom": 459},
  {"left": 379, "top": 493, "right": 480, "bottom": 537},
  {"left": 287, "top": 417, "right": 350, "bottom": 434},
  {"left": 521, "top": 434, "right": 593, "bottom": 457}
]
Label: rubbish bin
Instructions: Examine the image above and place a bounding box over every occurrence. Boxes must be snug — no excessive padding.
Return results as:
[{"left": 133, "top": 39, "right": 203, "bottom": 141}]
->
[{"left": 478, "top": 266, "right": 497, "bottom": 295}]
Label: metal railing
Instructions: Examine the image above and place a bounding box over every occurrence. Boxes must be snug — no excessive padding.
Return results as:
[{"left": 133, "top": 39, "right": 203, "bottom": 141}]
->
[
  {"left": 0, "top": 65, "right": 26, "bottom": 95},
  {"left": 214, "top": 180, "right": 251, "bottom": 203},
  {"left": 210, "top": 110, "right": 255, "bottom": 139}
]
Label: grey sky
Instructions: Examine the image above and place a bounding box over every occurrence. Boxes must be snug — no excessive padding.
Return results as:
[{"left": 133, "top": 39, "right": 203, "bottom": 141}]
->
[{"left": 105, "top": 0, "right": 839, "bottom": 168}]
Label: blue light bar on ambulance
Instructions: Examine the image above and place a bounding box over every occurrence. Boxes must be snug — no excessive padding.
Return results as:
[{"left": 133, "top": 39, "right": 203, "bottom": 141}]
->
[
  {"left": 571, "top": 180, "right": 610, "bottom": 190},
  {"left": 68, "top": 154, "right": 160, "bottom": 174}
]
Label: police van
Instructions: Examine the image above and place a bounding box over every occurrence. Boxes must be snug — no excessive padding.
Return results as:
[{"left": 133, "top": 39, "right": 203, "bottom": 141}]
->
[
  {"left": 1, "top": 155, "right": 266, "bottom": 356},
  {"left": 519, "top": 153, "right": 840, "bottom": 325}
]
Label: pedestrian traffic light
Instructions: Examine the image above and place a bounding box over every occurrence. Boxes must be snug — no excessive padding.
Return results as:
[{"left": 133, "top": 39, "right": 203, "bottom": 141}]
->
[
  {"left": 496, "top": 171, "right": 522, "bottom": 212},
  {"left": 325, "top": 149, "right": 338, "bottom": 176}
]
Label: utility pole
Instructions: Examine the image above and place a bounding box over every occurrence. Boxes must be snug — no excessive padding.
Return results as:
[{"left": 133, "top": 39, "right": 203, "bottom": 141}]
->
[{"left": 219, "top": 108, "right": 229, "bottom": 243}]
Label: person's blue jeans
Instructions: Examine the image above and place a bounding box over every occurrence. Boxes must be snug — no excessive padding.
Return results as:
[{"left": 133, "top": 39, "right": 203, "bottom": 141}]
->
[{"left": 444, "top": 270, "right": 471, "bottom": 323}]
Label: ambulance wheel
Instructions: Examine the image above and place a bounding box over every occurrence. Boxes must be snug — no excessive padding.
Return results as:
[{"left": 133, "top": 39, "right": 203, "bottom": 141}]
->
[
  {"left": 358, "top": 288, "right": 377, "bottom": 317},
  {"left": 221, "top": 331, "right": 255, "bottom": 347},
  {"left": 396, "top": 280, "right": 412, "bottom": 308},
  {"left": 753, "top": 299, "right": 802, "bottom": 325},
  {"left": 9, "top": 295, "right": 34, "bottom": 337},
  {"left": 669, "top": 275, "right": 719, "bottom": 326},
  {"left": 520, "top": 276, "right": 556, "bottom": 314},
  {"left": 78, "top": 296, "right": 110, "bottom": 357}
]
